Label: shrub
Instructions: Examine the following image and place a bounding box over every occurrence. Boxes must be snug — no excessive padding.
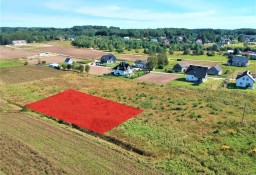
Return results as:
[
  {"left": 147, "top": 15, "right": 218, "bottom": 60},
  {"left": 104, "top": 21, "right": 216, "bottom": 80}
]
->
[
  {"left": 24, "top": 61, "right": 28, "bottom": 65},
  {"left": 67, "top": 64, "right": 72, "bottom": 70},
  {"left": 42, "top": 60, "right": 46, "bottom": 64}
]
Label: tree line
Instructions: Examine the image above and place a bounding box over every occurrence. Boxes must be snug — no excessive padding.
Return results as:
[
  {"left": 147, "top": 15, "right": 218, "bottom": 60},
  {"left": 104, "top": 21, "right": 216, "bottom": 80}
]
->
[{"left": 1, "top": 26, "right": 255, "bottom": 45}]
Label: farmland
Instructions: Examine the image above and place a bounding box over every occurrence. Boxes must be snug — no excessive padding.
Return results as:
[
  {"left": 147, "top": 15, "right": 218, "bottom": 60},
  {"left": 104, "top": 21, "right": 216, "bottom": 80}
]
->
[
  {"left": 1, "top": 42, "right": 256, "bottom": 175},
  {"left": 0, "top": 46, "right": 39, "bottom": 60},
  {"left": 1, "top": 70, "right": 256, "bottom": 174},
  {"left": 0, "top": 113, "right": 157, "bottom": 175}
]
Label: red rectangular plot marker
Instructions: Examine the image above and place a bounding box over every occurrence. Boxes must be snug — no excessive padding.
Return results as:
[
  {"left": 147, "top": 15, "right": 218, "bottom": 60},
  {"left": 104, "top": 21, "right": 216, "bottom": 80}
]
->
[{"left": 25, "top": 89, "right": 143, "bottom": 134}]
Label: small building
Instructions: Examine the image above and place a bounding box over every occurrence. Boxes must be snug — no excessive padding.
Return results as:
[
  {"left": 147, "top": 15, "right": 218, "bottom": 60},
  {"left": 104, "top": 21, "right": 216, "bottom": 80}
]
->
[
  {"left": 64, "top": 58, "right": 73, "bottom": 65},
  {"left": 12, "top": 40, "right": 27, "bottom": 46},
  {"left": 113, "top": 62, "right": 133, "bottom": 77},
  {"left": 222, "top": 39, "right": 231, "bottom": 45},
  {"left": 227, "top": 50, "right": 234, "bottom": 55},
  {"left": 49, "top": 63, "right": 60, "bottom": 69},
  {"left": 236, "top": 71, "right": 256, "bottom": 89},
  {"left": 67, "top": 35, "right": 75, "bottom": 41},
  {"left": 208, "top": 65, "right": 222, "bottom": 75},
  {"left": 100, "top": 54, "right": 117, "bottom": 64},
  {"left": 185, "top": 65, "right": 208, "bottom": 84},
  {"left": 134, "top": 60, "right": 148, "bottom": 69},
  {"left": 124, "top": 36, "right": 130, "bottom": 40},
  {"left": 151, "top": 38, "right": 158, "bottom": 42},
  {"left": 227, "top": 56, "right": 249, "bottom": 67},
  {"left": 196, "top": 39, "right": 203, "bottom": 44},
  {"left": 172, "top": 62, "right": 189, "bottom": 72},
  {"left": 163, "top": 39, "right": 170, "bottom": 45},
  {"left": 178, "top": 36, "right": 183, "bottom": 42}
]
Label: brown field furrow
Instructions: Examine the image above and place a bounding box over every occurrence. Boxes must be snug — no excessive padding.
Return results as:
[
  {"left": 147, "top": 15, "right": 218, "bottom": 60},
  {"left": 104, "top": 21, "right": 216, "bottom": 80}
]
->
[
  {"left": 0, "top": 113, "right": 158, "bottom": 175},
  {"left": 0, "top": 132, "right": 67, "bottom": 175}
]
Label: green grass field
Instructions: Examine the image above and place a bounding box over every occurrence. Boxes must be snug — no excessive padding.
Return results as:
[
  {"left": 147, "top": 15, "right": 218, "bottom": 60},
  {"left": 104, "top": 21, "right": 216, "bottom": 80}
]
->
[{"left": 0, "top": 60, "right": 23, "bottom": 67}]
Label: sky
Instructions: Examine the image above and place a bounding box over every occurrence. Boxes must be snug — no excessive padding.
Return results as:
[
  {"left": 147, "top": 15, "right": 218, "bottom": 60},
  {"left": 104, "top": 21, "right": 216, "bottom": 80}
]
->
[{"left": 0, "top": 0, "right": 255, "bottom": 29}]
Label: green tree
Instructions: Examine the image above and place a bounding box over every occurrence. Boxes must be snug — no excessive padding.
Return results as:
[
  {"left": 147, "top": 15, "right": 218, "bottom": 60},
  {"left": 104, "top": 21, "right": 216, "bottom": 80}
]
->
[
  {"left": 85, "top": 65, "right": 90, "bottom": 76},
  {"left": 78, "top": 65, "right": 84, "bottom": 72},
  {"left": 238, "top": 35, "right": 246, "bottom": 43},
  {"left": 183, "top": 48, "right": 191, "bottom": 55},
  {"left": 146, "top": 53, "right": 157, "bottom": 71},
  {"left": 62, "top": 63, "right": 67, "bottom": 70}
]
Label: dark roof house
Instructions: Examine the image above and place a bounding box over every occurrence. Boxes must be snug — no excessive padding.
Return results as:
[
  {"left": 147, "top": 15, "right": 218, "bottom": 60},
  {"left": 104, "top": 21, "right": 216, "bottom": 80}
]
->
[
  {"left": 236, "top": 71, "right": 256, "bottom": 80},
  {"left": 64, "top": 58, "right": 73, "bottom": 64},
  {"left": 172, "top": 62, "right": 189, "bottom": 72},
  {"left": 227, "top": 56, "right": 249, "bottom": 67},
  {"left": 100, "top": 54, "right": 117, "bottom": 64},
  {"left": 134, "top": 60, "right": 148, "bottom": 69},
  {"left": 185, "top": 65, "right": 208, "bottom": 84},
  {"left": 208, "top": 65, "right": 222, "bottom": 75}
]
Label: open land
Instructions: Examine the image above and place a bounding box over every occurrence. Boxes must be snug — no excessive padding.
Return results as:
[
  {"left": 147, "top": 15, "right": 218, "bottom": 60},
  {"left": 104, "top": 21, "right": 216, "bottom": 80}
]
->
[
  {"left": 0, "top": 46, "right": 39, "bottom": 60},
  {"left": 136, "top": 72, "right": 181, "bottom": 83},
  {"left": 1, "top": 42, "right": 256, "bottom": 175}
]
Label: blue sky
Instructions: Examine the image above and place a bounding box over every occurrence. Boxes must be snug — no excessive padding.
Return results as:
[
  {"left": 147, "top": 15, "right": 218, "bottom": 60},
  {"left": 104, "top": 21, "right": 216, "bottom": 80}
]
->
[{"left": 0, "top": 0, "right": 255, "bottom": 29}]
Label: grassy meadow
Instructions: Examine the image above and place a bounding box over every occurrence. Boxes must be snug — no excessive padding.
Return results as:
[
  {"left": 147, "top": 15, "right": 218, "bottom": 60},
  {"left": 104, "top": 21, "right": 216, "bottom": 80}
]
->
[{"left": 1, "top": 71, "right": 255, "bottom": 174}]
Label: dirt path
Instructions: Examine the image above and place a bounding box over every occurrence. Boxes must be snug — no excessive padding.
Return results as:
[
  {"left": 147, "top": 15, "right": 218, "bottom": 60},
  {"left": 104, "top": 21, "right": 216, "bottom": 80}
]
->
[{"left": 0, "top": 113, "right": 159, "bottom": 175}]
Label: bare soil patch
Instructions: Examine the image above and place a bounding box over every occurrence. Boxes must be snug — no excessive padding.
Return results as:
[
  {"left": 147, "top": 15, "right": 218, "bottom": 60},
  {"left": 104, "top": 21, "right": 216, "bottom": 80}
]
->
[
  {"left": 36, "top": 46, "right": 108, "bottom": 59},
  {"left": 0, "top": 46, "right": 38, "bottom": 60},
  {"left": 119, "top": 54, "right": 147, "bottom": 61},
  {"left": 136, "top": 72, "right": 181, "bottom": 83},
  {"left": 0, "top": 66, "right": 68, "bottom": 84},
  {"left": 182, "top": 60, "right": 221, "bottom": 67},
  {"left": 89, "top": 65, "right": 112, "bottom": 75}
]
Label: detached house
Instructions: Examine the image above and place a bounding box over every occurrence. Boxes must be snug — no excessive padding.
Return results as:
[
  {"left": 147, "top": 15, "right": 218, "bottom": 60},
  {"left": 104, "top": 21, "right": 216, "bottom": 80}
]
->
[
  {"left": 185, "top": 65, "right": 208, "bottom": 84},
  {"left": 64, "top": 58, "right": 73, "bottom": 65},
  {"left": 172, "top": 62, "right": 189, "bottom": 72},
  {"left": 113, "top": 62, "right": 133, "bottom": 77},
  {"left": 134, "top": 60, "right": 148, "bottom": 69},
  {"left": 227, "top": 56, "right": 249, "bottom": 67},
  {"left": 12, "top": 40, "right": 27, "bottom": 45},
  {"left": 236, "top": 71, "right": 256, "bottom": 89},
  {"left": 208, "top": 65, "right": 222, "bottom": 75},
  {"left": 100, "top": 54, "right": 117, "bottom": 64}
]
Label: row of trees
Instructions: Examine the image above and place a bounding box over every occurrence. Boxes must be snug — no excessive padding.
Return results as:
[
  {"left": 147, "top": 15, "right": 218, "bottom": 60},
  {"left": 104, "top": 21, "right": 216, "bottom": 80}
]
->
[
  {"left": 146, "top": 52, "right": 169, "bottom": 70},
  {"left": 1, "top": 26, "right": 255, "bottom": 45}
]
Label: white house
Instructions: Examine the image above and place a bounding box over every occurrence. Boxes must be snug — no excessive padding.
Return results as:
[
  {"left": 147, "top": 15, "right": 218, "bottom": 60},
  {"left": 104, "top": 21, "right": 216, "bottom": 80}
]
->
[
  {"left": 134, "top": 60, "right": 148, "bottom": 69},
  {"left": 185, "top": 65, "right": 209, "bottom": 84},
  {"left": 124, "top": 36, "right": 130, "bottom": 40},
  {"left": 113, "top": 62, "right": 134, "bottom": 77},
  {"left": 236, "top": 71, "right": 256, "bottom": 89},
  {"left": 12, "top": 40, "right": 27, "bottom": 46},
  {"left": 64, "top": 58, "right": 73, "bottom": 65}
]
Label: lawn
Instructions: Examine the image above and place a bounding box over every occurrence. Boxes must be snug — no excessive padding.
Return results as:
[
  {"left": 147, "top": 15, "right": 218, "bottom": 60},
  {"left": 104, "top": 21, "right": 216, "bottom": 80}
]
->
[
  {"left": 0, "top": 60, "right": 23, "bottom": 67},
  {"left": 169, "top": 53, "right": 226, "bottom": 62}
]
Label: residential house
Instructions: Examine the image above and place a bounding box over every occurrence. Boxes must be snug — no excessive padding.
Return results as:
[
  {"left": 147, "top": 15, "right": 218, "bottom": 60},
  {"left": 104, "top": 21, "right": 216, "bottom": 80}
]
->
[
  {"left": 222, "top": 38, "right": 231, "bottom": 45},
  {"left": 227, "top": 50, "right": 234, "bottom": 55},
  {"left": 178, "top": 36, "right": 183, "bottom": 42},
  {"left": 208, "top": 65, "right": 222, "bottom": 75},
  {"left": 134, "top": 60, "right": 148, "bottom": 69},
  {"left": 236, "top": 71, "right": 256, "bottom": 89},
  {"left": 163, "top": 39, "right": 170, "bottom": 45},
  {"left": 100, "top": 54, "right": 117, "bottom": 64},
  {"left": 12, "top": 40, "right": 27, "bottom": 45},
  {"left": 227, "top": 56, "right": 249, "bottom": 67},
  {"left": 113, "top": 62, "right": 133, "bottom": 77},
  {"left": 196, "top": 39, "right": 203, "bottom": 44},
  {"left": 185, "top": 65, "right": 208, "bottom": 84},
  {"left": 49, "top": 63, "right": 60, "bottom": 69},
  {"left": 124, "top": 36, "right": 130, "bottom": 40},
  {"left": 64, "top": 58, "right": 73, "bottom": 65},
  {"left": 172, "top": 62, "right": 189, "bottom": 72},
  {"left": 67, "top": 35, "right": 75, "bottom": 41}
]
